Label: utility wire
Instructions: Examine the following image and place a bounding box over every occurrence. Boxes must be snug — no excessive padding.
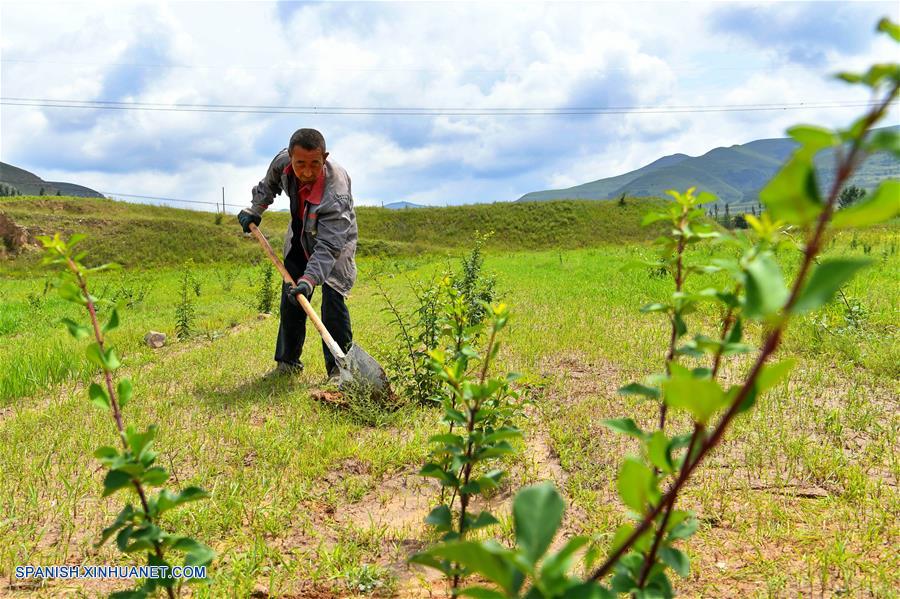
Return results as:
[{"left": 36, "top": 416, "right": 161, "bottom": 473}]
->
[
  {"left": 0, "top": 57, "right": 817, "bottom": 74},
  {"left": 0, "top": 97, "right": 889, "bottom": 116},
  {"left": 101, "top": 191, "right": 244, "bottom": 209}
]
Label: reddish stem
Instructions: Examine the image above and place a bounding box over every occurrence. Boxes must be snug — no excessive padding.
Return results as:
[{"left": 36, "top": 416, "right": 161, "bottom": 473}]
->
[
  {"left": 591, "top": 84, "right": 898, "bottom": 584},
  {"left": 66, "top": 257, "right": 175, "bottom": 599}
]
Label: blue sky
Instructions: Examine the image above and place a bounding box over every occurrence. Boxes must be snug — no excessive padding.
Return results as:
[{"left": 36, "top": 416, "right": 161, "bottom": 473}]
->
[{"left": 1, "top": 0, "right": 898, "bottom": 210}]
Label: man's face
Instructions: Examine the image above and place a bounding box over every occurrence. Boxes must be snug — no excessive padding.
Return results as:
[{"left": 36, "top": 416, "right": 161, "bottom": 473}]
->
[{"left": 290, "top": 146, "right": 328, "bottom": 184}]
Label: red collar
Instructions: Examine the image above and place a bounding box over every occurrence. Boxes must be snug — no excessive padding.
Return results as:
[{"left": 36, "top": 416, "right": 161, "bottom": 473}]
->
[
  {"left": 300, "top": 168, "right": 325, "bottom": 205},
  {"left": 285, "top": 165, "right": 325, "bottom": 205}
]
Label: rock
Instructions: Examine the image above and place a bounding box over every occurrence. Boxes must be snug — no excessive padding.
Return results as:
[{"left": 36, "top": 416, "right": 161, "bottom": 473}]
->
[
  {"left": 257, "top": 313, "right": 272, "bottom": 320},
  {"left": 144, "top": 331, "right": 166, "bottom": 348},
  {"left": 0, "top": 212, "right": 36, "bottom": 257}
]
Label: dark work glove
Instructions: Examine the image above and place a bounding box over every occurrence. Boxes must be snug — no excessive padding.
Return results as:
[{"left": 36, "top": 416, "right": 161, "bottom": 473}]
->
[
  {"left": 237, "top": 209, "right": 261, "bottom": 233},
  {"left": 286, "top": 278, "right": 314, "bottom": 308}
]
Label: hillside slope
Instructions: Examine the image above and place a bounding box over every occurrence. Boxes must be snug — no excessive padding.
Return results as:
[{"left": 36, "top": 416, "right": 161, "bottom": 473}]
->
[
  {"left": 519, "top": 126, "right": 900, "bottom": 204},
  {"left": 0, "top": 195, "right": 667, "bottom": 271},
  {"left": 0, "top": 162, "right": 104, "bottom": 197},
  {"left": 518, "top": 153, "right": 690, "bottom": 202}
]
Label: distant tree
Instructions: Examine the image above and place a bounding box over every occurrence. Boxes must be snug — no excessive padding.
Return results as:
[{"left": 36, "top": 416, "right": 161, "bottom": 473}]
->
[
  {"left": 56, "top": 190, "right": 61, "bottom": 196},
  {"left": 0, "top": 182, "right": 20, "bottom": 197},
  {"left": 39, "top": 187, "right": 45, "bottom": 196},
  {"left": 838, "top": 185, "right": 866, "bottom": 209},
  {"left": 617, "top": 193, "right": 627, "bottom": 207},
  {"left": 732, "top": 214, "right": 749, "bottom": 229}
]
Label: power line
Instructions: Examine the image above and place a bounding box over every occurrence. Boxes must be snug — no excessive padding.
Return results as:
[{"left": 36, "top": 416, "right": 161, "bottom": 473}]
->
[
  {"left": 0, "top": 57, "right": 816, "bottom": 74},
  {"left": 101, "top": 191, "right": 244, "bottom": 209},
  {"left": 0, "top": 97, "right": 889, "bottom": 116}
]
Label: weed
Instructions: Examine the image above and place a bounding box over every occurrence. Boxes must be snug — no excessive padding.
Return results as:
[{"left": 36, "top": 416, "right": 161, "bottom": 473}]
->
[
  {"left": 255, "top": 263, "right": 277, "bottom": 314},
  {"left": 175, "top": 266, "right": 196, "bottom": 340},
  {"left": 214, "top": 266, "right": 240, "bottom": 292},
  {"left": 343, "top": 563, "right": 396, "bottom": 595}
]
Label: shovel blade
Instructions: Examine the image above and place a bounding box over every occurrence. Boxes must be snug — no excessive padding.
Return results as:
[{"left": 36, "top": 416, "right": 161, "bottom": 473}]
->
[{"left": 337, "top": 343, "right": 392, "bottom": 402}]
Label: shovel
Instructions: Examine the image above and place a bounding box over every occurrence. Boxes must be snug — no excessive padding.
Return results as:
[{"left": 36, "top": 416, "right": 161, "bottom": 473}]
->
[{"left": 248, "top": 223, "right": 391, "bottom": 402}]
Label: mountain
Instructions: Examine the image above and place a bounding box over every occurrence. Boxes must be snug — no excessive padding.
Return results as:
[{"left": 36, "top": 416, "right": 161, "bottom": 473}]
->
[
  {"left": 517, "top": 127, "right": 900, "bottom": 205},
  {"left": 518, "top": 153, "right": 691, "bottom": 202},
  {"left": 0, "top": 162, "right": 104, "bottom": 198},
  {"left": 383, "top": 201, "right": 425, "bottom": 209},
  {"left": 47, "top": 181, "right": 106, "bottom": 198}
]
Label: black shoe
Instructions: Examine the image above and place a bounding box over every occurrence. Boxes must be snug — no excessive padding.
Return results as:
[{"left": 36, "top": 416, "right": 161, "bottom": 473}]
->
[{"left": 264, "top": 361, "right": 303, "bottom": 379}]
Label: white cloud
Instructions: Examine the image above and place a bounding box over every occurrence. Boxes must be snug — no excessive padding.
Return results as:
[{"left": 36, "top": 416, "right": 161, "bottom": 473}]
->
[{"left": 1, "top": 1, "right": 897, "bottom": 208}]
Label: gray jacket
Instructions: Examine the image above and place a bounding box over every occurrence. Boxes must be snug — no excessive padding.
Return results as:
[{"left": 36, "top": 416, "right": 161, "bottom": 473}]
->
[{"left": 246, "top": 149, "right": 358, "bottom": 296}]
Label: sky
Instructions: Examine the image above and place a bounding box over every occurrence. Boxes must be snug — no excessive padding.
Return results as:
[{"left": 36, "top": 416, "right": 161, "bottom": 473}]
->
[{"left": 1, "top": 0, "right": 898, "bottom": 211}]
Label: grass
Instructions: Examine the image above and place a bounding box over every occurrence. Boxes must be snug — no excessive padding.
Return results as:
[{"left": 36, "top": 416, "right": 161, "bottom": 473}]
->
[{"left": 0, "top": 196, "right": 898, "bottom": 596}]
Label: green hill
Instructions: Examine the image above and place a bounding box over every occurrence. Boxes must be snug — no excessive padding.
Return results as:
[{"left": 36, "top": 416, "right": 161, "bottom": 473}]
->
[
  {"left": 0, "top": 162, "right": 104, "bottom": 198},
  {"left": 0, "top": 195, "right": 667, "bottom": 271},
  {"left": 518, "top": 153, "right": 690, "bottom": 202},
  {"left": 518, "top": 127, "right": 900, "bottom": 204}
]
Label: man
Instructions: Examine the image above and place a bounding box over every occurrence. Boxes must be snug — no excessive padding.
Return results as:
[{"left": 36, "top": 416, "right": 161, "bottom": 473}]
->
[{"left": 238, "top": 128, "right": 358, "bottom": 381}]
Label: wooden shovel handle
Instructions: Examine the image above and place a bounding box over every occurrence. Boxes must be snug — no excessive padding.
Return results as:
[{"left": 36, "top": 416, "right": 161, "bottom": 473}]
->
[{"left": 248, "top": 223, "right": 346, "bottom": 361}]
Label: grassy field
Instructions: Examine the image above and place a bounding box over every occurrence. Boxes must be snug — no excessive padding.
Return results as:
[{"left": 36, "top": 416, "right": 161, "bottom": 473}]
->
[{"left": 0, "top": 196, "right": 898, "bottom": 597}]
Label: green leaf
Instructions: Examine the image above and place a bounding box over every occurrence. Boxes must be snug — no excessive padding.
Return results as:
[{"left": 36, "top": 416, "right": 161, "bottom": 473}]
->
[
  {"left": 617, "top": 457, "right": 654, "bottom": 513},
  {"left": 97, "top": 504, "right": 135, "bottom": 547},
  {"left": 835, "top": 71, "right": 863, "bottom": 84},
  {"left": 663, "top": 376, "right": 726, "bottom": 425},
  {"left": 428, "top": 433, "right": 464, "bottom": 447},
  {"left": 668, "top": 516, "right": 699, "bottom": 540},
  {"left": 756, "top": 359, "right": 796, "bottom": 394},
  {"left": 561, "top": 583, "right": 615, "bottom": 599},
  {"left": 183, "top": 542, "right": 215, "bottom": 568},
  {"left": 758, "top": 148, "right": 822, "bottom": 225},
  {"left": 618, "top": 383, "right": 659, "bottom": 400},
  {"left": 866, "top": 129, "right": 900, "bottom": 157},
  {"left": 60, "top": 317, "right": 90, "bottom": 339},
  {"left": 104, "top": 347, "right": 121, "bottom": 370},
  {"left": 640, "top": 303, "right": 670, "bottom": 314},
  {"left": 117, "top": 379, "right": 133, "bottom": 407},
  {"left": 483, "top": 427, "right": 523, "bottom": 443},
  {"left": 793, "top": 259, "right": 870, "bottom": 314},
  {"left": 877, "top": 17, "right": 900, "bottom": 41},
  {"left": 156, "top": 487, "right": 209, "bottom": 515},
  {"left": 420, "top": 463, "right": 459, "bottom": 487},
  {"left": 659, "top": 546, "right": 691, "bottom": 578},
  {"left": 102, "top": 469, "right": 134, "bottom": 497},
  {"left": 646, "top": 430, "right": 673, "bottom": 473},
  {"left": 426, "top": 540, "right": 518, "bottom": 595},
  {"left": 94, "top": 446, "right": 118, "bottom": 462},
  {"left": 787, "top": 125, "right": 837, "bottom": 152},
  {"left": 459, "top": 588, "right": 508, "bottom": 599},
  {"left": 425, "top": 505, "right": 453, "bottom": 531},
  {"left": 88, "top": 383, "right": 110, "bottom": 410},
  {"left": 744, "top": 252, "right": 788, "bottom": 320},
  {"left": 85, "top": 343, "right": 105, "bottom": 369},
  {"left": 126, "top": 425, "right": 158, "bottom": 457},
  {"left": 642, "top": 212, "right": 670, "bottom": 226},
  {"left": 141, "top": 467, "right": 169, "bottom": 486},
  {"left": 86, "top": 343, "right": 121, "bottom": 371},
  {"left": 861, "top": 63, "right": 900, "bottom": 87},
  {"left": 466, "top": 511, "right": 500, "bottom": 531},
  {"left": 513, "top": 482, "right": 565, "bottom": 565},
  {"left": 103, "top": 309, "right": 120, "bottom": 333},
  {"left": 603, "top": 417, "right": 646, "bottom": 439},
  {"left": 832, "top": 180, "right": 900, "bottom": 228},
  {"left": 541, "top": 535, "right": 590, "bottom": 581}
]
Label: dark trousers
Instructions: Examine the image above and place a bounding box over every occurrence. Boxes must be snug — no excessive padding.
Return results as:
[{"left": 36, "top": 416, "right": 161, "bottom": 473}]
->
[{"left": 275, "top": 249, "right": 353, "bottom": 374}]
